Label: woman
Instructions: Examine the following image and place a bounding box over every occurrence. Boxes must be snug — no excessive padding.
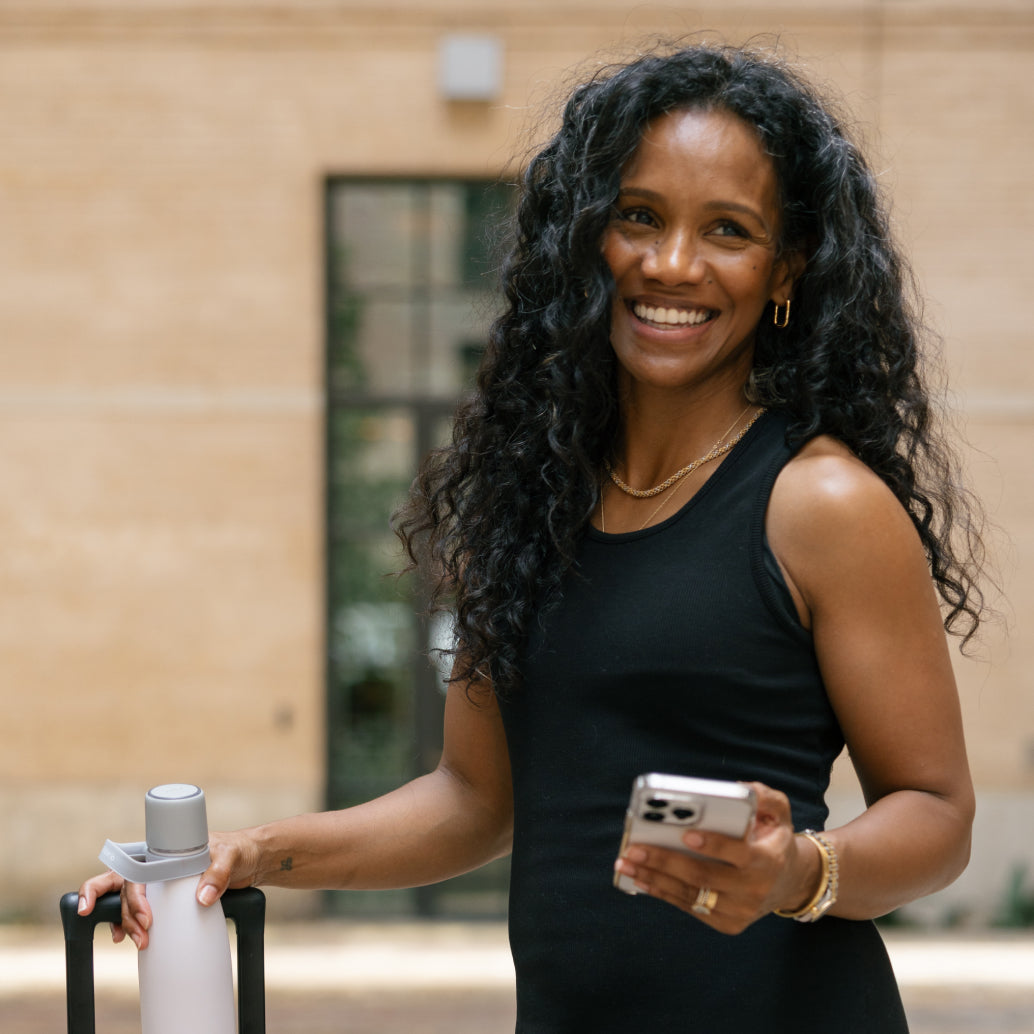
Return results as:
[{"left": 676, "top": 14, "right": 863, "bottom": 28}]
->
[{"left": 80, "top": 42, "right": 985, "bottom": 1032}]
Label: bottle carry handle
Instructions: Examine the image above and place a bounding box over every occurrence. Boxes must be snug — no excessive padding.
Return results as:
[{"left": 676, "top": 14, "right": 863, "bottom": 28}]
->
[
  {"left": 59, "top": 887, "right": 266, "bottom": 1034},
  {"left": 99, "top": 840, "right": 211, "bottom": 883}
]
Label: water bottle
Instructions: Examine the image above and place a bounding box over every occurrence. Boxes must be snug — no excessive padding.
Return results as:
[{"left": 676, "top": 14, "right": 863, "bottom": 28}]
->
[{"left": 99, "top": 783, "right": 236, "bottom": 1034}]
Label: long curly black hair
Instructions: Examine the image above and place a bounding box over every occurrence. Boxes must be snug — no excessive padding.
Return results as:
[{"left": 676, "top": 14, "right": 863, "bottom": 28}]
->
[{"left": 394, "top": 40, "right": 989, "bottom": 697}]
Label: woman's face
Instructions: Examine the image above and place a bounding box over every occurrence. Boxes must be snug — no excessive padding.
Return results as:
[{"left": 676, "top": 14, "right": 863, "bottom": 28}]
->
[{"left": 601, "top": 106, "right": 798, "bottom": 399}]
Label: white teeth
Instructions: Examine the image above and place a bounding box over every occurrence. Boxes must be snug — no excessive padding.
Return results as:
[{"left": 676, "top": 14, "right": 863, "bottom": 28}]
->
[{"left": 633, "top": 302, "right": 713, "bottom": 326}]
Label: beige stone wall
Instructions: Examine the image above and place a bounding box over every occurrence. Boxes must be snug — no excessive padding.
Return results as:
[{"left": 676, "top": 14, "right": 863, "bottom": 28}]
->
[{"left": 0, "top": 1, "right": 1031, "bottom": 920}]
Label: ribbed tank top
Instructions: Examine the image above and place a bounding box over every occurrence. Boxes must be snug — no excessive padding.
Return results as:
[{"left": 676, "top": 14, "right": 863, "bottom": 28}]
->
[{"left": 497, "top": 410, "right": 908, "bottom": 1033}]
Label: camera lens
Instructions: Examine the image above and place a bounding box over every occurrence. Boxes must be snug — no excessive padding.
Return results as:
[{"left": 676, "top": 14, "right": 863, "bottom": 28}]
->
[
  {"left": 643, "top": 811, "right": 665, "bottom": 822},
  {"left": 673, "top": 808, "right": 698, "bottom": 821}
]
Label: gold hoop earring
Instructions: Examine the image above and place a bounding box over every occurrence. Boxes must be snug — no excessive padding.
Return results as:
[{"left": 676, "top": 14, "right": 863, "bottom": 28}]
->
[{"left": 773, "top": 299, "right": 791, "bottom": 328}]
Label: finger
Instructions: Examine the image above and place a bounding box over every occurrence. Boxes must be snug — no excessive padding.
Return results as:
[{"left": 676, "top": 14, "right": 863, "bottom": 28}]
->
[
  {"left": 621, "top": 865, "right": 756, "bottom": 935},
  {"left": 76, "top": 870, "right": 125, "bottom": 916},
  {"left": 616, "top": 840, "right": 772, "bottom": 925},
  {"left": 651, "top": 879, "right": 728, "bottom": 926},
  {"left": 125, "top": 881, "right": 152, "bottom": 932},
  {"left": 616, "top": 844, "right": 731, "bottom": 900},
  {"left": 618, "top": 860, "right": 733, "bottom": 930},
  {"left": 196, "top": 844, "right": 236, "bottom": 907},
  {"left": 119, "top": 883, "right": 151, "bottom": 950},
  {"left": 197, "top": 877, "right": 223, "bottom": 907},
  {"left": 745, "top": 781, "right": 794, "bottom": 837},
  {"left": 675, "top": 826, "right": 752, "bottom": 867},
  {"left": 622, "top": 832, "right": 743, "bottom": 882}
]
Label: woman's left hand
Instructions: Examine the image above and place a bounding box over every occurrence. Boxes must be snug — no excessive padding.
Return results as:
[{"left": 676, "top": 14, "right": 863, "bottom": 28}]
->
[{"left": 613, "top": 781, "right": 818, "bottom": 934}]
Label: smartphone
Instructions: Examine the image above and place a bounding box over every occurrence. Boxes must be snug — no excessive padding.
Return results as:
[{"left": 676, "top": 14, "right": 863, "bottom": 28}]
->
[{"left": 614, "top": 773, "right": 757, "bottom": 894}]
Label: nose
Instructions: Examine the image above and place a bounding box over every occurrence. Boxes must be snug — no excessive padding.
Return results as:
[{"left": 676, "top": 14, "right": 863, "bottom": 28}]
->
[{"left": 641, "top": 229, "right": 707, "bottom": 285}]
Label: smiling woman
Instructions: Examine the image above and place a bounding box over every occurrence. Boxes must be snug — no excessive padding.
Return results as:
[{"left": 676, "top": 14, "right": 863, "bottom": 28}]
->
[
  {"left": 388, "top": 41, "right": 986, "bottom": 1031},
  {"left": 79, "top": 40, "right": 990, "bottom": 1034}
]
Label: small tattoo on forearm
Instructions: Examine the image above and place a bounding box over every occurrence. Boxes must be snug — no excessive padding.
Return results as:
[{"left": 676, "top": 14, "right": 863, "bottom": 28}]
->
[{"left": 280, "top": 857, "right": 293, "bottom": 872}]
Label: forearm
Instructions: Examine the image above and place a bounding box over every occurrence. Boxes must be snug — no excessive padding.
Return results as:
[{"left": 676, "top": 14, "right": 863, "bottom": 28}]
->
[
  {"left": 822, "top": 787, "right": 974, "bottom": 920},
  {"left": 242, "top": 767, "right": 513, "bottom": 893}
]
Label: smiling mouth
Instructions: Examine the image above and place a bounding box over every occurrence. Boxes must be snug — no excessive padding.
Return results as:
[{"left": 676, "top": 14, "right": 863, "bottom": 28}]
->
[{"left": 631, "top": 301, "right": 717, "bottom": 328}]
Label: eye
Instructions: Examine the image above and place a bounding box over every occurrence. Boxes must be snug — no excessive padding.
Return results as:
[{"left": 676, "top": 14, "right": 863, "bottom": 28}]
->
[
  {"left": 712, "top": 220, "right": 749, "bottom": 238},
  {"left": 616, "top": 206, "right": 658, "bottom": 228}
]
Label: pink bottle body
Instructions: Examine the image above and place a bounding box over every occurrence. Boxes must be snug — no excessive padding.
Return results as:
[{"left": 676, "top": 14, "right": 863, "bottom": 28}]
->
[{"left": 138, "top": 874, "right": 236, "bottom": 1034}]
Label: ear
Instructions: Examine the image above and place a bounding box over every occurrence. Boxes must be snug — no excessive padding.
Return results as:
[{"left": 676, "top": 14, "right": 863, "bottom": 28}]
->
[{"left": 769, "top": 247, "right": 807, "bottom": 306}]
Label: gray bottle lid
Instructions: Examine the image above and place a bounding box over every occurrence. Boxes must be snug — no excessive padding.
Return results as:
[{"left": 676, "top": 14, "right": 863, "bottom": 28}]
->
[
  {"left": 100, "top": 783, "right": 212, "bottom": 883},
  {"left": 146, "top": 783, "right": 210, "bottom": 854}
]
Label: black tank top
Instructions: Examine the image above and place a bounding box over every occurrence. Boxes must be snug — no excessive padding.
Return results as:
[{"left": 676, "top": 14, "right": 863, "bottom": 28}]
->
[{"left": 497, "top": 411, "right": 908, "bottom": 1033}]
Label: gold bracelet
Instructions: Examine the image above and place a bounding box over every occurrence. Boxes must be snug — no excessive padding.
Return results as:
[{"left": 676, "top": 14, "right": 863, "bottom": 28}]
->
[{"left": 773, "top": 830, "right": 839, "bottom": 922}]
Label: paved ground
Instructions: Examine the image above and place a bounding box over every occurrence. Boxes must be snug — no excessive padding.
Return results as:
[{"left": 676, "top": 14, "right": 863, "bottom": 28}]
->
[
  {"left": 3, "top": 920, "right": 1033, "bottom": 1032},
  {"left": 8, "top": 988, "right": 1034, "bottom": 1034}
]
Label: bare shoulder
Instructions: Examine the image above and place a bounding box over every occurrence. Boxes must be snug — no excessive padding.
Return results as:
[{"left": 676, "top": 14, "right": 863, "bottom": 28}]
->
[
  {"left": 769, "top": 435, "right": 913, "bottom": 540},
  {"left": 767, "top": 435, "right": 926, "bottom": 624}
]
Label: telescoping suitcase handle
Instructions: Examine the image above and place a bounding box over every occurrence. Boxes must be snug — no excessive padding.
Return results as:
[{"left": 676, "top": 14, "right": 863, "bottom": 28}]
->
[{"left": 59, "top": 886, "right": 266, "bottom": 1034}]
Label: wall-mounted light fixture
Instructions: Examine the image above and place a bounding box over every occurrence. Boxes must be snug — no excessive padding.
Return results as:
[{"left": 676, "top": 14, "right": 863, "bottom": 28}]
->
[{"left": 438, "top": 34, "right": 504, "bottom": 102}]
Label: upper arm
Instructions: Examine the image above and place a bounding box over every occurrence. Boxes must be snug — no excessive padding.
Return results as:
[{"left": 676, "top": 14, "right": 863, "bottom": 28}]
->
[
  {"left": 437, "top": 675, "right": 514, "bottom": 845},
  {"left": 766, "top": 439, "right": 973, "bottom": 811}
]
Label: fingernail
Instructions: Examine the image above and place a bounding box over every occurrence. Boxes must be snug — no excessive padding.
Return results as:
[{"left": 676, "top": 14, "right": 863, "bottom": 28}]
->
[
  {"left": 130, "top": 931, "right": 143, "bottom": 949},
  {"left": 77, "top": 896, "right": 88, "bottom": 915},
  {"left": 198, "top": 884, "right": 218, "bottom": 907},
  {"left": 683, "top": 832, "right": 704, "bottom": 849},
  {"left": 625, "top": 846, "right": 648, "bottom": 863},
  {"left": 136, "top": 912, "right": 150, "bottom": 931}
]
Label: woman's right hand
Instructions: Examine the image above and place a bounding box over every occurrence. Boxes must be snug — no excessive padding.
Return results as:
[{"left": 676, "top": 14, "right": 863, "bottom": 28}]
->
[{"left": 76, "top": 829, "right": 260, "bottom": 951}]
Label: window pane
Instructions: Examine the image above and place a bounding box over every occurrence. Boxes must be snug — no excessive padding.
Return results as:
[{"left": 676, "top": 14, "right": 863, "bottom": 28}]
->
[
  {"left": 349, "top": 296, "right": 418, "bottom": 395},
  {"left": 330, "top": 184, "right": 421, "bottom": 290},
  {"left": 426, "top": 293, "right": 493, "bottom": 396}
]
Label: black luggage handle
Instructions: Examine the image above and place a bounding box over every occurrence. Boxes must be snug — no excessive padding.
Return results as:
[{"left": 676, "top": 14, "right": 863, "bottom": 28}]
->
[{"left": 59, "top": 886, "right": 266, "bottom": 1034}]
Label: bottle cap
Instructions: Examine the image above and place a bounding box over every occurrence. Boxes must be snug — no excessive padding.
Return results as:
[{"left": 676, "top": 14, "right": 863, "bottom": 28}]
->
[{"left": 145, "top": 783, "right": 210, "bottom": 854}]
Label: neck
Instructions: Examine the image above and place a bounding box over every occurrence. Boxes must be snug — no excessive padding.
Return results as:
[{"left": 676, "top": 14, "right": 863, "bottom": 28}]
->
[
  {"left": 598, "top": 402, "right": 765, "bottom": 533},
  {"left": 614, "top": 386, "right": 752, "bottom": 490}
]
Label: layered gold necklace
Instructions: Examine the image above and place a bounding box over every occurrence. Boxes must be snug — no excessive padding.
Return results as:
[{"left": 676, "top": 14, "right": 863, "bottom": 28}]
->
[{"left": 601, "top": 406, "right": 765, "bottom": 532}]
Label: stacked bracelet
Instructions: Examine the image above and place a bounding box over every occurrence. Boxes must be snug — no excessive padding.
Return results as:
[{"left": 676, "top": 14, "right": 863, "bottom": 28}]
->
[{"left": 773, "top": 829, "right": 839, "bottom": 923}]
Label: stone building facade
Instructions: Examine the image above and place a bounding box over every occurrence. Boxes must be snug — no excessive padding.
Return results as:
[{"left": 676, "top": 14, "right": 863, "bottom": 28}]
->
[{"left": 1, "top": 0, "right": 1032, "bottom": 921}]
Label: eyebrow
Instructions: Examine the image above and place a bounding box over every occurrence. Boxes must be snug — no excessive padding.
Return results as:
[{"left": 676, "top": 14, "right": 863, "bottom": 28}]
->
[{"left": 616, "top": 187, "right": 771, "bottom": 229}]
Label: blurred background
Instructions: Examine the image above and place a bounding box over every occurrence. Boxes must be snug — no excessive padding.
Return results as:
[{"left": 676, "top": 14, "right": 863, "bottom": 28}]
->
[{"left": 0, "top": 0, "right": 1032, "bottom": 932}]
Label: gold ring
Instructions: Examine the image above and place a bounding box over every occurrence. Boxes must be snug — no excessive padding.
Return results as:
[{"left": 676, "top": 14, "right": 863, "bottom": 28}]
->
[{"left": 691, "top": 886, "right": 718, "bottom": 916}]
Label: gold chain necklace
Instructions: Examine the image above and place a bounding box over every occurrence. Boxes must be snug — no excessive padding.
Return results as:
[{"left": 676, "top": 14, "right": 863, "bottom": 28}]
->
[
  {"left": 600, "top": 407, "right": 765, "bottom": 533},
  {"left": 606, "top": 403, "right": 753, "bottom": 498}
]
